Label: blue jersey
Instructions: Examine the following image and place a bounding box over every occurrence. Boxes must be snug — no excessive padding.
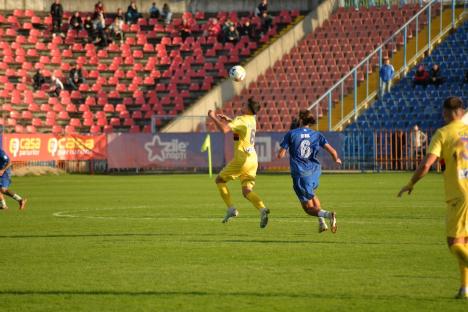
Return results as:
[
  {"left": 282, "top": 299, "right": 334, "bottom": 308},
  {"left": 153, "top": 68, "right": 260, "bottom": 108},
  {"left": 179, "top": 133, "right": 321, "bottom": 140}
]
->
[
  {"left": 280, "top": 127, "right": 328, "bottom": 176},
  {"left": 0, "top": 149, "right": 9, "bottom": 170}
]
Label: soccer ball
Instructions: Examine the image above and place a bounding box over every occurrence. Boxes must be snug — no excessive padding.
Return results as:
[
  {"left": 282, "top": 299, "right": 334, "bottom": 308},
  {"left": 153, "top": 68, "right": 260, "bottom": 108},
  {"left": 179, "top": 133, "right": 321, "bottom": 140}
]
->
[{"left": 229, "top": 65, "right": 246, "bottom": 82}]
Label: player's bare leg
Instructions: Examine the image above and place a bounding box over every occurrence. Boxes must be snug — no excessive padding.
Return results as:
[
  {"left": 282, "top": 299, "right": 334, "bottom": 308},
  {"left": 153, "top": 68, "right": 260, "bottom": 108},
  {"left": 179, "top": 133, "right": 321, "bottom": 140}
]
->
[
  {"left": 1, "top": 187, "right": 27, "bottom": 210},
  {"left": 242, "top": 186, "right": 269, "bottom": 228},
  {"left": 311, "top": 196, "right": 327, "bottom": 233},
  {"left": 448, "top": 237, "right": 468, "bottom": 299},
  {"left": 215, "top": 176, "right": 238, "bottom": 223},
  {"left": 0, "top": 193, "right": 8, "bottom": 210},
  {"left": 301, "top": 196, "right": 337, "bottom": 233}
]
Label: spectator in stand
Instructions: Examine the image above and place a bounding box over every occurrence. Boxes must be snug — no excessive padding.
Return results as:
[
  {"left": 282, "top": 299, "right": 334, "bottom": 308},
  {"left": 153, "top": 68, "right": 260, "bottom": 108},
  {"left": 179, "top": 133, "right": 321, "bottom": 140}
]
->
[
  {"left": 68, "top": 12, "right": 83, "bottom": 31},
  {"left": 237, "top": 20, "right": 257, "bottom": 40},
  {"left": 50, "top": 0, "right": 63, "bottom": 36},
  {"left": 260, "top": 11, "right": 273, "bottom": 34},
  {"left": 429, "top": 64, "right": 445, "bottom": 86},
  {"left": 84, "top": 15, "right": 95, "bottom": 42},
  {"left": 32, "top": 70, "right": 45, "bottom": 91},
  {"left": 223, "top": 19, "right": 235, "bottom": 33},
  {"left": 413, "top": 65, "right": 430, "bottom": 88},
  {"left": 224, "top": 25, "right": 240, "bottom": 44},
  {"left": 94, "top": 12, "right": 108, "bottom": 47},
  {"left": 116, "top": 8, "right": 125, "bottom": 21},
  {"left": 256, "top": 0, "right": 268, "bottom": 17},
  {"left": 161, "top": 3, "right": 172, "bottom": 25},
  {"left": 126, "top": 1, "right": 142, "bottom": 24},
  {"left": 379, "top": 58, "right": 394, "bottom": 98},
  {"left": 68, "top": 64, "right": 84, "bottom": 90},
  {"left": 205, "top": 18, "right": 221, "bottom": 38},
  {"left": 94, "top": 1, "right": 104, "bottom": 19},
  {"left": 49, "top": 75, "right": 64, "bottom": 97},
  {"left": 465, "top": 70, "right": 468, "bottom": 83},
  {"left": 109, "top": 16, "right": 124, "bottom": 44},
  {"left": 180, "top": 16, "right": 193, "bottom": 40},
  {"left": 149, "top": 2, "right": 160, "bottom": 19}
]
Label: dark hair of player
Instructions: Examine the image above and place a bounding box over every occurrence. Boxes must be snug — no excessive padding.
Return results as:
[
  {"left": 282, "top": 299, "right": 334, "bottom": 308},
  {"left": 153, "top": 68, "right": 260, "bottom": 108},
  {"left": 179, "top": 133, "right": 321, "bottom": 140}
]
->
[
  {"left": 247, "top": 98, "right": 261, "bottom": 115},
  {"left": 289, "top": 117, "right": 300, "bottom": 130},
  {"left": 298, "top": 109, "right": 316, "bottom": 126},
  {"left": 443, "top": 96, "right": 464, "bottom": 111}
]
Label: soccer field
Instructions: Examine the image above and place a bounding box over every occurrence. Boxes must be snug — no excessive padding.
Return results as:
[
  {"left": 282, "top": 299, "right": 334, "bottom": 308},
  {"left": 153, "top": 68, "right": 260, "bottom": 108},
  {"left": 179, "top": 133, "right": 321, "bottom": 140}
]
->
[{"left": 0, "top": 173, "right": 466, "bottom": 312}]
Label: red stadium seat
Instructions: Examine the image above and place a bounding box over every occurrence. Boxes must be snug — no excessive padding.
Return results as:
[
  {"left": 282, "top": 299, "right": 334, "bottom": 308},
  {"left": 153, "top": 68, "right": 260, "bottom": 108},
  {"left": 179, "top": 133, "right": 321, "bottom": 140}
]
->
[
  {"left": 90, "top": 125, "right": 101, "bottom": 134},
  {"left": 52, "top": 125, "right": 63, "bottom": 134},
  {"left": 65, "top": 125, "right": 76, "bottom": 133},
  {"left": 110, "top": 118, "right": 120, "bottom": 126},
  {"left": 103, "top": 125, "right": 113, "bottom": 133}
]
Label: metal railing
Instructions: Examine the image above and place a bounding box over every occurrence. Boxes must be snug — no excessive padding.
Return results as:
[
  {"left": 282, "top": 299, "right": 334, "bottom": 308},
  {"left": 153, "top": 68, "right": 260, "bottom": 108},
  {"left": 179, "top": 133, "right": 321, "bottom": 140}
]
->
[
  {"left": 309, "top": 0, "right": 467, "bottom": 131},
  {"left": 342, "top": 128, "right": 435, "bottom": 171}
]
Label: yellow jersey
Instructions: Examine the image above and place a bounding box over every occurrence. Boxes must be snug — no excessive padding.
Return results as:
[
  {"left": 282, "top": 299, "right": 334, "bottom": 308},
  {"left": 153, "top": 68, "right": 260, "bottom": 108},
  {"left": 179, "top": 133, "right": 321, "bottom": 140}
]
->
[
  {"left": 428, "top": 120, "right": 468, "bottom": 202},
  {"left": 228, "top": 115, "right": 257, "bottom": 158}
]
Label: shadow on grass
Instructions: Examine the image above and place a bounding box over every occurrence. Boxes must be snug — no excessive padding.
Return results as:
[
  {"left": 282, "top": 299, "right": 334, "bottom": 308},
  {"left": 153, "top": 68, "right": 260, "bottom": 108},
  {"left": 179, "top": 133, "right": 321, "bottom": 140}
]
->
[{"left": 0, "top": 290, "right": 451, "bottom": 302}]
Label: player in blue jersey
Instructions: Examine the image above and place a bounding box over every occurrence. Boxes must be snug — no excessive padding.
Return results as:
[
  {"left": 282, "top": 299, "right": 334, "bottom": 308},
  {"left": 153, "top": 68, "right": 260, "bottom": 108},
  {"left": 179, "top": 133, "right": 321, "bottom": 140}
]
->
[
  {"left": 0, "top": 148, "right": 27, "bottom": 210},
  {"left": 277, "top": 110, "right": 341, "bottom": 233}
]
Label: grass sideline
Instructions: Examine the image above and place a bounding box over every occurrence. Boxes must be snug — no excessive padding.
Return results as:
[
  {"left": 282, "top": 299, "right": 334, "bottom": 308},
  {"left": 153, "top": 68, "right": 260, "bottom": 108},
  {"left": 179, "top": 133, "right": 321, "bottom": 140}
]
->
[{"left": 0, "top": 173, "right": 466, "bottom": 312}]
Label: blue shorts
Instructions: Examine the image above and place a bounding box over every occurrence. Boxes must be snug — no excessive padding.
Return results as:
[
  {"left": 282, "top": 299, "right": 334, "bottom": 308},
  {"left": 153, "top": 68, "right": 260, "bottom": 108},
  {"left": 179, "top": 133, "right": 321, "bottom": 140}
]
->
[
  {"left": 0, "top": 168, "right": 12, "bottom": 188},
  {"left": 291, "top": 170, "right": 321, "bottom": 203}
]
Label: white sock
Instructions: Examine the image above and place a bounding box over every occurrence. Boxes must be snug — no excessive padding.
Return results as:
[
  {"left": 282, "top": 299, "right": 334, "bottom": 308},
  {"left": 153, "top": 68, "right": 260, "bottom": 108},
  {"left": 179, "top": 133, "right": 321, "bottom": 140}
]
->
[
  {"left": 317, "top": 210, "right": 331, "bottom": 218},
  {"left": 1, "top": 199, "right": 6, "bottom": 208},
  {"left": 12, "top": 194, "right": 22, "bottom": 201},
  {"left": 318, "top": 217, "right": 326, "bottom": 224}
]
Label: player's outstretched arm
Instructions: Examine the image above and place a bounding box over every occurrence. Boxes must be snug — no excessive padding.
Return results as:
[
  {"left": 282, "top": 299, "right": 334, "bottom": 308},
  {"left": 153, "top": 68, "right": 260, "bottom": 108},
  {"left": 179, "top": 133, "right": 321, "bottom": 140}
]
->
[
  {"left": 216, "top": 114, "right": 233, "bottom": 122},
  {"left": 397, "top": 153, "right": 438, "bottom": 197},
  {"left": 323, "top": 144, "right": 342, "bottom": 165},
  {"left": 277, "top": 148, "right": 287, "bottom": 160},
  {"left": 208, "top": 110, "right": 231, "bottom": 134}
]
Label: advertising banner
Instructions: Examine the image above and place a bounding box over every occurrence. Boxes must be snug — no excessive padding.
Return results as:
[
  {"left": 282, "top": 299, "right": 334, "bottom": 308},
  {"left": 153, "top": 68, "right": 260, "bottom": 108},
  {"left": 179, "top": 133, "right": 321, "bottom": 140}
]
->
[
  {"left": 107, "top": 133, "right": 225, "bottom": 169},
  {"left": 2, "top": 134, "right": 107, "bottom": 161}
]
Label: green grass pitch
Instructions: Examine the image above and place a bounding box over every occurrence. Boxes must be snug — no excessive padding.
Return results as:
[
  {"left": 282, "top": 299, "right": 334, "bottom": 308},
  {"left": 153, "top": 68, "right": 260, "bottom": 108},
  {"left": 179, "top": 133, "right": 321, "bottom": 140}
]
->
[{"left": 0, "top": 173, "right": 466, "bottom": 311}]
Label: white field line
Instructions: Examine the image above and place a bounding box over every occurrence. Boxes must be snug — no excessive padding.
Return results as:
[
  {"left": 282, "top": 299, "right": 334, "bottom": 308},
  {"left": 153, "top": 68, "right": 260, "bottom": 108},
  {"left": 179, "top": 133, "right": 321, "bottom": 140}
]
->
[{"left": 52, "top": 206, "right": 442, "bottom": 224}]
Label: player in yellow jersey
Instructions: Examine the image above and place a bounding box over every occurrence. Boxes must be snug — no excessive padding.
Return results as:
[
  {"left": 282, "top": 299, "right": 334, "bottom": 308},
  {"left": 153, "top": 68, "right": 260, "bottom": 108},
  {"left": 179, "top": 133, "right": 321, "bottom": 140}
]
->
[
  {"left": 207, "top": 98, "right": 270, "bottom": 228},
  {"left": 398, "top": 97, "right": 468, "bottom": 299}
]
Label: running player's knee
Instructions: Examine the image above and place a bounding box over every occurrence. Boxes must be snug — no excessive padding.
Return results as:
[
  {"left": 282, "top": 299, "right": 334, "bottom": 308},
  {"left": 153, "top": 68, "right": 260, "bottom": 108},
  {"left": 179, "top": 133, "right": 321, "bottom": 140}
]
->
[
  {"left": 302, "top": 201, "right": 319, "bottom": 216},
  {"left": 450, "top": 243, "right": 468, "bottom": 263},
  {"left": 0, "top": 187, "right": 6, "bottom": 193},
  {"left": 242, "top": 187, "right": 251, "bottom": 198},
  {"left": 215, "top": 176, "right": 225, "bottom": 184}
]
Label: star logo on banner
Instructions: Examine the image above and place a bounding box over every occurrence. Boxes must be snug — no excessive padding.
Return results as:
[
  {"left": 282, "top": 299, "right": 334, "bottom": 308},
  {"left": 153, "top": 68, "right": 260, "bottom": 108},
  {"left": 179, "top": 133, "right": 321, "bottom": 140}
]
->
[{"left": 144, "top": 135, "right": 170, "bottom": 162}]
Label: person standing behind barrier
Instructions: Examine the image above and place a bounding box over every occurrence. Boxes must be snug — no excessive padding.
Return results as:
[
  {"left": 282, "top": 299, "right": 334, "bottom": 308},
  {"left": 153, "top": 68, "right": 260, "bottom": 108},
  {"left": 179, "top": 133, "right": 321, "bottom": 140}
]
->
[
  {"left": 379, "top": 58, "right": 394, "bottom": 99},
  {"left": 411, "top": 125, "right": 427, "bottom": 163}
]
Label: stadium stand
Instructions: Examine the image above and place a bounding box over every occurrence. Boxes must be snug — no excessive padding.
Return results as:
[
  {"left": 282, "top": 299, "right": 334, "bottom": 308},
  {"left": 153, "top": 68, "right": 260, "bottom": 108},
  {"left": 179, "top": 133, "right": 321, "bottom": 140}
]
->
[
  {"left": 339, "top": 20, "right": 467, "bottom": 169},
  {"left": 213, "top": 3, "right": 431, "bottom": 132},
  {"left": 0, "top": 8, "right": 300, "bottom": 134},
  {"left": 346, "top": 20, "right": 468, "bottom": 131}
]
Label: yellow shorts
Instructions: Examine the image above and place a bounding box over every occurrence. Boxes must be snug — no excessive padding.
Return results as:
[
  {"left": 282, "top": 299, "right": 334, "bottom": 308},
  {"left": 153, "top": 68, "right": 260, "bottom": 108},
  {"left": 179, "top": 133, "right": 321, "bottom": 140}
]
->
[
  {"left": 446, "top": 197, "right": 468, "bottom": 238},
  {"left": 219, "top": 155, "right": 258, "bottom": 188}
]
